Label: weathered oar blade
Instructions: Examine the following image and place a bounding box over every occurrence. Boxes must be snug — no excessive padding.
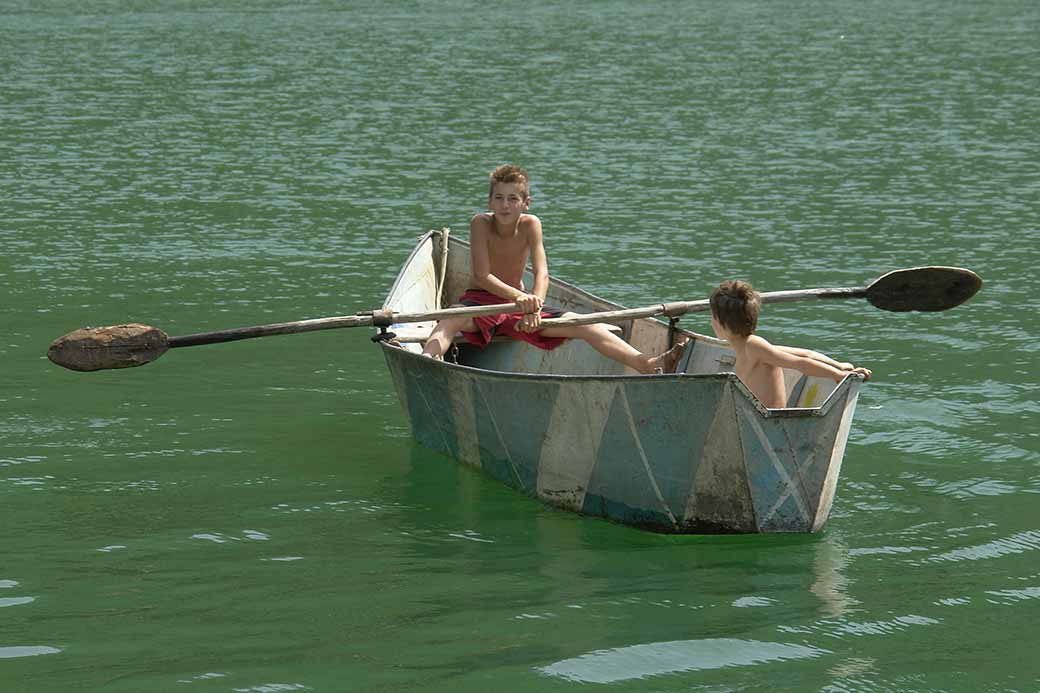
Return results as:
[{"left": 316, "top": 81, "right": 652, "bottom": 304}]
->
[
  {"left": 47, "top": 324, "right": 170, "bottom": 372},
  {"left": 864, "top": 266, "right": 982, "bottom": 312}
]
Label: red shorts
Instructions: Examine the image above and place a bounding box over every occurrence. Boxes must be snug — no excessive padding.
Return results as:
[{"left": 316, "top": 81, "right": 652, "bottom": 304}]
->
[{"left": 458, "top": 289, "right": 567, "bottom": 351}]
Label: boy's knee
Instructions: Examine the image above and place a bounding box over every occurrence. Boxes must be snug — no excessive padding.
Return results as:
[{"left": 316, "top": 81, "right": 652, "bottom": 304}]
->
[
  {"left": 440, "top": 316, "right": 475, "bottom": 333},
  {"left": 441, "top": 315, "right": 468, "bottom": 329},
  {"left": 586, "top": 323, "right": 615, "bottom": 336}
]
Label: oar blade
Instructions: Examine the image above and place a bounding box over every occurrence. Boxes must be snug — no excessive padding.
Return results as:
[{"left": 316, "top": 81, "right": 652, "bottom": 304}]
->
[
  {"left": 47, "top": 324, "right": 170, "bottom": 372},
  {"left": 866, "top": 266, "right": 982, "bottom": 312}
]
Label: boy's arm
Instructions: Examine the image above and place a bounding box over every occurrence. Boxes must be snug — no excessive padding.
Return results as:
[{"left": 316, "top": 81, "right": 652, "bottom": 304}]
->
[
  {"left": 526, "top": 218, "right": 550, "bottom": 302},
  {"left": 748, "top": 336, "right": 870, "bottom": 382},
  {"left": 775, "top": 345, "right": 854, "bottom": 371},
  {"left": 516, "top": 218, "right": 549, "bottom": 332}
]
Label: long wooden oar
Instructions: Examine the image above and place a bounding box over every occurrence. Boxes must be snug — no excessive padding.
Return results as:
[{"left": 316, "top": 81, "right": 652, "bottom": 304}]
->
[
  {"left": 47, "top": 302, "right": 529, "bottom": 372},
  {"left": 47, "top": 266, "right": 980, "bottom": 372}
]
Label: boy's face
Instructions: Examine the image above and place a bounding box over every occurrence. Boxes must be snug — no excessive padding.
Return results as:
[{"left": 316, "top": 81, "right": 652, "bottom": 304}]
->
[{"left": 489, "top": 182, "right": 530, "bottom": 219}]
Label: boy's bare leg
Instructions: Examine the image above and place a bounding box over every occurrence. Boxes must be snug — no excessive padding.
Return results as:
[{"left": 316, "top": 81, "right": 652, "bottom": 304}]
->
[
  {"left": 421, "top": 316, "right": 476, "bottom": 359},
  {"left": 539, "top": 323, "right": 687, "bottom": 374}
]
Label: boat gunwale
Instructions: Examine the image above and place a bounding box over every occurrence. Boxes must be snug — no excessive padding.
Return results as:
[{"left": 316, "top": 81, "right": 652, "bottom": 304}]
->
[{"left": 378, "top": 340, "right": 863, "bottom": 419}]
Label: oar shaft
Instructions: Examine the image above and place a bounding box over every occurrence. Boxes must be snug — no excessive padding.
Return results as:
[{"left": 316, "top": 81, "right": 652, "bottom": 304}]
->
[
  {"left": 169, "top": 315, "right": 371, "bottom": 347},
  {"left": 538, "top": 287, "right": 867, "bottom": 328},
  {"left": 167, "top": 303, "right": 522, "bottom": 348},
  {"left": 756, "top": 287, "right": 867, "bottom": 303},
  {"left": 390, "top": 303, "right": 517, "bottom": 324}
]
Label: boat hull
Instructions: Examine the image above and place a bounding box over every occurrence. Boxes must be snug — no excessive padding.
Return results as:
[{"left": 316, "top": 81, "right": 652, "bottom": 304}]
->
[{"left": 381, "top": 344, "right": 859, "bottom": 533}]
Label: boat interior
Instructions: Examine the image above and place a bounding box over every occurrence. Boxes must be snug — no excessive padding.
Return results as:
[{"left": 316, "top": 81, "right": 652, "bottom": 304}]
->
[{"left": 382, "top": 230, "right": 842, "bottom": 410}]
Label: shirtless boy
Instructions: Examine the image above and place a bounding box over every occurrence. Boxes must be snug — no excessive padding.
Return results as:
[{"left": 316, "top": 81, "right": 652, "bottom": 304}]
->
[
  {"left": 708, "top": 279, "right": 872, "bottom": 408},
  {"left": 422, "top": 164, "right": 684, "bottom": 374}
]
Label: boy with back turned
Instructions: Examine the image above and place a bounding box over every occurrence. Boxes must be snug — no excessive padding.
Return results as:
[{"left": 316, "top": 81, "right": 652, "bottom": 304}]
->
[{"left": 709, "top": 280, "right": 871, "bottom": 408}]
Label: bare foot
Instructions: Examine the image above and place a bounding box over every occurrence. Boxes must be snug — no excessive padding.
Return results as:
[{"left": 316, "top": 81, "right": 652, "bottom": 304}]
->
[{"left": 648, "top": 338, "right": 689, "bottom": 374}]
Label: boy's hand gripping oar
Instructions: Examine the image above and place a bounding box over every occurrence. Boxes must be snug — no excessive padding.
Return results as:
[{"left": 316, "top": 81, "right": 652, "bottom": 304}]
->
[
  {"left": 47, "top": 266, "right": 981, "bottom": 372},
  {"left": 538, "top": 265, "right": 982, "bottom": 328}
]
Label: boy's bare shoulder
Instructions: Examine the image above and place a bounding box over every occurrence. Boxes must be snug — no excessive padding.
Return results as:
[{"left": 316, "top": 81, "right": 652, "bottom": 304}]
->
[
  {"left": 744, "top": 334, "right": 775, "bottom": 361},
  {"left": 518, "top": 213, "right": 543, "bottom": 235},
  {"left": 746, "top": 334, "right": 771, "bottom": 350}
]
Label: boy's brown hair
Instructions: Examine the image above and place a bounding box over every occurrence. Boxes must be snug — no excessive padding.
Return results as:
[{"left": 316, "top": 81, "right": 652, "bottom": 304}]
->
[
  {"left": 488, "top": 164, "right": 530, "bottom": 199},
  {"left": 710, "top": 280, "right": 760, "bottom": 337}
]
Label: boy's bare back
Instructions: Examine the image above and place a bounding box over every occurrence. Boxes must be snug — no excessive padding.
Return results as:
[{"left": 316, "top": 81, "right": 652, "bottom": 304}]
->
[{"left": 733, "top": 335, "right": 789, "bottom": 409}]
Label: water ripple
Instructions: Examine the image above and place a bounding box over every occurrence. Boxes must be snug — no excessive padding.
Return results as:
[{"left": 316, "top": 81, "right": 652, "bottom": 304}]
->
[
  {"left": 0, "top": 646, "right": 61, "bottom": 659},
  {"left": 191, "top": 530, "right": 269, "bottom": 544},
  {"left": 923, "top": 529, "right": 1040, "bottom": 564},
  {"left": 904, "top": 473, "right": 1021, "bottom": 499},
  {"left": 538, "top": 638, "right": 830, "bottom": 683},
  {"left": 984, "top": 586, "right": 1040, "bottom": 605},
  {"left": 778, "top": 614, "right": 941, "bottom": 639},
  {"left": 848, "top": 545, "right": 930, "bottom": 557}
]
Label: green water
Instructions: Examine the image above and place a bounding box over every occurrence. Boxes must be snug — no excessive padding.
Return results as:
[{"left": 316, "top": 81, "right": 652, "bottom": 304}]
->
[{"left": 3, "top": 1, "right": 1038, "bottom": 690}]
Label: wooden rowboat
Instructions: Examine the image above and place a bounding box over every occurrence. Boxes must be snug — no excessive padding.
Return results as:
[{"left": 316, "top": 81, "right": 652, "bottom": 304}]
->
[{"left": 377, "top": 230, "right": 865, "bottom": 534}]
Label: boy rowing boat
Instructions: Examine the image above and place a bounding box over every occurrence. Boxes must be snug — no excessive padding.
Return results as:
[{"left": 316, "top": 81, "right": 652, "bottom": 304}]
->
[{"left": 421, "top": 164, "right": 684, "bottom": 373}]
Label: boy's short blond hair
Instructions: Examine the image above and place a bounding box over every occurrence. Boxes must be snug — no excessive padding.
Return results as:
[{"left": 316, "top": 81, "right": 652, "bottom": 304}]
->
[
  {"left": 489, "top": 164, "right": 530, "bottom": 199},
  {"left": 710, "top": 280, "right": 760, "bottom": 337}
]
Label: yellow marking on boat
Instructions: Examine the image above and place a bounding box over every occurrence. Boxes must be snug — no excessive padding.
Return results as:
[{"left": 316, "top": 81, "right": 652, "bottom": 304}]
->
[{"left": 800, "top": 383, "right": 819, "bottom": 408}]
